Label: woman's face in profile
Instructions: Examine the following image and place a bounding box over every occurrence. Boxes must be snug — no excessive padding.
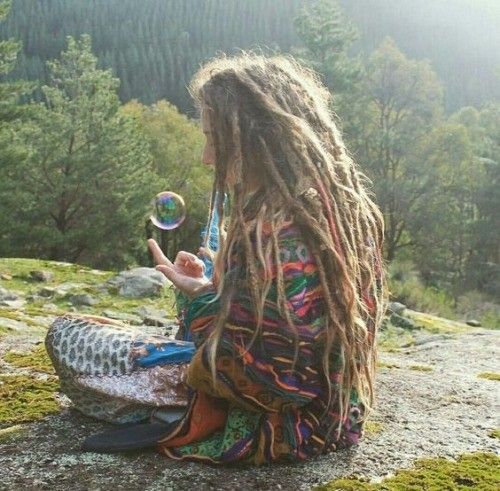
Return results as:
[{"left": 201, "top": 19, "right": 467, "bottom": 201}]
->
[{"left": 201, "top": 107, "right": 216, "bottom": 167}]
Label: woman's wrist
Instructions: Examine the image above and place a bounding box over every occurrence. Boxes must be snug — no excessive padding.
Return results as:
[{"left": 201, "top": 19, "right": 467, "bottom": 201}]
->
[{"left": 186, "top": 281, "right": 215, "bottom": 300}]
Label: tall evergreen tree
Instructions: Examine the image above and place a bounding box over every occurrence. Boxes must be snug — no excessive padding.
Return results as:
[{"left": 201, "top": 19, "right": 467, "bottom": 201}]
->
[
  {"left": 0, "top": 0, "right": 36, "bottom": 251},
  {"left": 4, "top": 35, "right": 155, "bottom": 268},
  {"left": 292, "top": 0, "right": 364, "bottom": 142},
  {"left": 293, "top": 0, "right": 361, "bottom": 96}
]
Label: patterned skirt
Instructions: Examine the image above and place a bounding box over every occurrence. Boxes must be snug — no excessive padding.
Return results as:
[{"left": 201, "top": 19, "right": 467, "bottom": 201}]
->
[
  {"left": 45, "top": 313, "right": 365, "bottom": 464},
  {"left": 45, "top": 314, "right": 194, "bottom": 424}
]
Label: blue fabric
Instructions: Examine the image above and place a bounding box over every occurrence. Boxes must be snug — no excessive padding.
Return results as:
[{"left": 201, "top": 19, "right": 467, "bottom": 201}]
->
[
  {"left": 133, "top": 340, "right": 196, "bottom": 367},
  {"left": 199, "top": 193, "right": 227, "bottom": 279}
]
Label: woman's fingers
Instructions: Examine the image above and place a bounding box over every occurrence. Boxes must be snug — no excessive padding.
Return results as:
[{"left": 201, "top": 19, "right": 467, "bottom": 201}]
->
[
  {"left": 155, "top": 264, "right": 212, "bottom": 296},
  {"left": 177, "top": 250, "right": 199, "bottom": 263},
  {"left": 147, "top": 239, "right": 173, "bottom": 267},
  {"left": 176, "top": 250, "right": 205, "bottom": 276}
]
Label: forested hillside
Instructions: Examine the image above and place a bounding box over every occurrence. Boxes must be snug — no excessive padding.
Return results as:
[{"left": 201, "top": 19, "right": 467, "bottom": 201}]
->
[
  {"left": 0, "top": 0, "right": 303, "bottom": 113},
  {"left": 0, "top": 0, "right": 498, "bottom": 113}
]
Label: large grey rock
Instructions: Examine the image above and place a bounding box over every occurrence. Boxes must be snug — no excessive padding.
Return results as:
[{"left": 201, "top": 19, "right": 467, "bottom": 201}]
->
[
  {"left": 466, "top": 319, "right": 481, "bottom": 327},
  {"left": 0, "top": 287, "right": 19, "bottom": 301},
  {"left": 108, "top": 268, "right": 169, "bottom": 298},
  {"left": 134, "top": 305, "right": 169, "bottom": 320},
  {"left": 388, "top": 301, "right": 407, "bottom": 315},
  {"left": 38, "top": 286, "right": 57, "bottom": 298},
  {"left": 69, "top": 294, "right": 98, "bottom": 306},
  {"left": 29, "top": 270, "right": 53, "bottom": 282},
  {"left": 57, "top": 283, "right": 87, "bottom": 294}
]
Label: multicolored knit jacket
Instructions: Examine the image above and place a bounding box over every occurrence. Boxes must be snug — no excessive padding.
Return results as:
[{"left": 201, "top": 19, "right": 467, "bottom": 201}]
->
[{"left": 158, "top": 221, "right": 365, "bottom": 464}]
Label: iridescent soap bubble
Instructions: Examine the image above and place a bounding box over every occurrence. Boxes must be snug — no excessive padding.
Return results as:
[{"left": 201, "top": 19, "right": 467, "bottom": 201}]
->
[{"left": 150, "top": 191, "right": 186, "bottom": 230}]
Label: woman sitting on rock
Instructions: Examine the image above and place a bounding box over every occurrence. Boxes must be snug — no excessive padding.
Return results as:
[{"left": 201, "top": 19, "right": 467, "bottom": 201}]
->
[{"left": 46, "top": 52, "right": 387, "bottom": 464}]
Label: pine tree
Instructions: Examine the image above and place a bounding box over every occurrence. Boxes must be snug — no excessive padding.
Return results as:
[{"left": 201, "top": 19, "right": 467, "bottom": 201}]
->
[
  {"left": 293, "top": 0, "right": 361, "bottom": 98},
  {"left": 0, "top": 0, "right": 36, "bottom": 254},
  {"left": 6, "top": 34, "right": 155, "bottom": 267}
]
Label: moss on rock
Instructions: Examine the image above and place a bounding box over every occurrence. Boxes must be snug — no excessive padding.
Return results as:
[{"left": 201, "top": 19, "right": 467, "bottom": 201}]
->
[
  {"left": 316, "top": 452, "right": 500, "bottom": 490},
  {"left": 408, "top": 364, "right": 434, "bottom": 372},
  {"left": 0, "top": 374, "right": 60, "bottom": 425},
  {"left": 0, "top": 308, "right": 40, "bottom": 327},
  {"left": 488, "top": 428, "right": 500, "bottom": 439},
  {"left": 405, "top": 310, "right": 470, "bottom": 334},
  {"left": 477, "top": 372, "right": 500, "bottom": 381},
  {"left": 378, "top": 324, "right": 415, "bottom": 352},
  {"left": 0, "top": 424, "right": 27, "bottom": 442},
  {"left": 377, "top": 361, "right": 401, "bottom": 369},
  {"left": 364, "top": 421, "right": 384, "bottom": 435},
  {"left": 3, "top": 344, "right": 55, "bottom": 375}
]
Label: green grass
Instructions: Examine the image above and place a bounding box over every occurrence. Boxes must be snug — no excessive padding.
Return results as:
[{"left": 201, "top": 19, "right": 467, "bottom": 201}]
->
[{"left": 316, "top": 452, "right": 500, "bottom": 490}]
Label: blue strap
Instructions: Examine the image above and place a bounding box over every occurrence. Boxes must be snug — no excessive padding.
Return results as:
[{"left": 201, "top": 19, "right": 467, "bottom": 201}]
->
[{"left": 133, "top": 340, "right": 196, "bottom": 367}]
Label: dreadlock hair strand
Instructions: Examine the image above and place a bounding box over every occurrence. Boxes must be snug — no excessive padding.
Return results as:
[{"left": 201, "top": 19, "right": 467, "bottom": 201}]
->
[{"left": 188, "top": 51, "right": 388, "bottom": 448}]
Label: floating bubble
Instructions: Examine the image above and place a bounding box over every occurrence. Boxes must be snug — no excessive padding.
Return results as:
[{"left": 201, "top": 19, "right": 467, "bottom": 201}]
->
[{"left": 150, "top": 191, "right": 186, "bottom": 230}]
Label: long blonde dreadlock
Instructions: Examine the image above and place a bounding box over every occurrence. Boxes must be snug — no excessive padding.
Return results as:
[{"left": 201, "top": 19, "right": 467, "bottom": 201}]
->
[{"left": 188, "top": 51, "right": 388, "bottom": 440}]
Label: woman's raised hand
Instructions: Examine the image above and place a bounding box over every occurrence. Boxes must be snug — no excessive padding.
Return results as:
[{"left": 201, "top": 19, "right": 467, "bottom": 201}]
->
[{"left": 147, "top": 239, "right": 213, "bottom": 297}]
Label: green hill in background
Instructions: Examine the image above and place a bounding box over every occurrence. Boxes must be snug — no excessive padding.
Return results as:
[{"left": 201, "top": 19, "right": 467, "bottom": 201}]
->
[{"left": 1, "top": 0, "right": 498, "bottom": 114}]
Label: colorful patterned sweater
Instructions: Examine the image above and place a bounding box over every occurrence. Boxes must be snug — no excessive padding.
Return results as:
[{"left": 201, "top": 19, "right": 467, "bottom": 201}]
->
[{"left": 158, "top": 221, "right": 365, "bottom": 464}]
